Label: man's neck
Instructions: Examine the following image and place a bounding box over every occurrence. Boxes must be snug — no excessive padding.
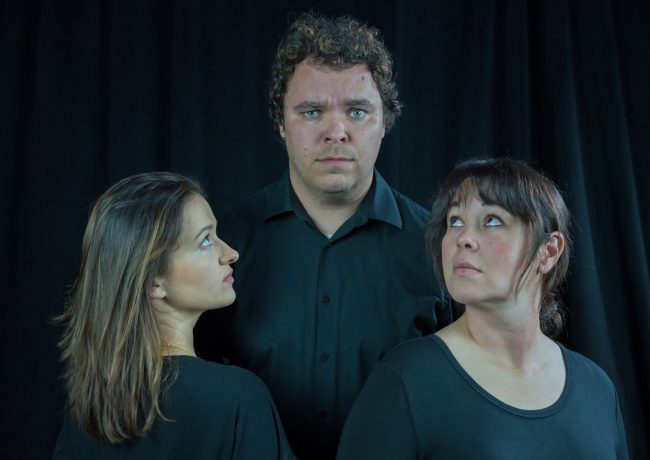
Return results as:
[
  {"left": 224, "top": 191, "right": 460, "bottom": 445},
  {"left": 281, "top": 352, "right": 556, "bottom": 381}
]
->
[{"left": 290, "top": 175, "right": 372, "bottom": 235}]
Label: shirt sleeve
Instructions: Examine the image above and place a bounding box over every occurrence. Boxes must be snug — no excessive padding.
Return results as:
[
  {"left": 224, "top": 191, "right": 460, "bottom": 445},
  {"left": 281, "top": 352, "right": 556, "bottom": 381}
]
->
[
  {"left": 232, "top": 375, "right": 297, "bottom": 460},
  {"left": 337, "top": 362, "right": 418, "bottom": 460}
]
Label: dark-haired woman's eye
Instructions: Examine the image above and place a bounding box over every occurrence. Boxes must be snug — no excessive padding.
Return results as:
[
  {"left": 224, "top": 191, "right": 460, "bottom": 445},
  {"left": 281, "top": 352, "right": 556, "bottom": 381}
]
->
[
  {"left": 485, "top": 215, "right": 503, "bottom": 227},
  {"left": 448, "top": 216, "right": 463, "bottom": 228}
]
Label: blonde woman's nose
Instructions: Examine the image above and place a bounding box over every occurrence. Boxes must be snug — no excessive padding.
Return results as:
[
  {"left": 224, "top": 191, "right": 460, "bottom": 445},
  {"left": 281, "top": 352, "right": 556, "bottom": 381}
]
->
[{"left": 220, "top": 242, "right": 239, "bottom": 264}]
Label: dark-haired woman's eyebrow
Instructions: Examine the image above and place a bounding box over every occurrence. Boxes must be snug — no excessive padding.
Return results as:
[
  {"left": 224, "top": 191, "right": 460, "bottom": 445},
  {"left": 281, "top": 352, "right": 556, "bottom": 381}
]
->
[{"left": 480, "top": 197, "right": 502, "bottom": 206}]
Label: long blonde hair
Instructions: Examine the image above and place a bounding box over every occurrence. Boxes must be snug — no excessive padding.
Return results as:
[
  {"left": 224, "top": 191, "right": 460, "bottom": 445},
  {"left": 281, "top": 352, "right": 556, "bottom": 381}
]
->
[{"left": 56, "top": 172, "right": 204, "bottom": 444}]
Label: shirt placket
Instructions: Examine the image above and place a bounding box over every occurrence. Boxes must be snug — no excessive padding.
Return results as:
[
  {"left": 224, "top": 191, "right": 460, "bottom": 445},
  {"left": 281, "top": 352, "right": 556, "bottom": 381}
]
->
[{"left": 314, "top": 240, "right": 337, "bottom": 422}]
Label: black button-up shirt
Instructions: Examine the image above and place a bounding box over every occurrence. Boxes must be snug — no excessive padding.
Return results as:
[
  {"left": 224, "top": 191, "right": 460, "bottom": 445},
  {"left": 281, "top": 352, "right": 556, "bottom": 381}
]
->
[{"left": 195, "top": 171, "right": 452, "bottom": 460}]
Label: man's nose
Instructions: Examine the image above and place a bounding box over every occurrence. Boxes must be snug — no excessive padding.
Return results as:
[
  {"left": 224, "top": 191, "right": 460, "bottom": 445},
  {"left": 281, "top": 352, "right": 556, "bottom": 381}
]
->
[{"left": 324, "top": 114, "right": 349, "bottom": 143}]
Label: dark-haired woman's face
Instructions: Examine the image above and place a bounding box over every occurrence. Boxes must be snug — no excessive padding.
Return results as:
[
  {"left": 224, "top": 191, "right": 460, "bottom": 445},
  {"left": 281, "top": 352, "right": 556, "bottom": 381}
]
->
[
  {"left": 441, "top": 195, "right": 539, "bottom": 309},
  {"left": 158, "top": 195, "right": 239, "bottom": 312}
]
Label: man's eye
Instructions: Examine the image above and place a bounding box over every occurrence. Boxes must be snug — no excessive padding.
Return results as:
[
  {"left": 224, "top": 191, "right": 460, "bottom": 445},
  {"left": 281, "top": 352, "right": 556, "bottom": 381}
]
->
[
  {"left": 349, "top": 109, "right": 367, "bottom": 119},
  {"left": 485, "top": 216, "right": 503, "bottom": 227},
  {"left": 448, "top": 217, "right": 463, "bottom": 228},
  {"left": 303, "top": 110, "right": 320, "bottom": 119}
]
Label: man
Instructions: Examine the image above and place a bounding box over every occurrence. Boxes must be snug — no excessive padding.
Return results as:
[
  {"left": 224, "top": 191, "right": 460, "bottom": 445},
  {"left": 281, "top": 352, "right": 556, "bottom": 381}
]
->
[{"left": 196, "top": 12, "right": 452, "bottom": 460}]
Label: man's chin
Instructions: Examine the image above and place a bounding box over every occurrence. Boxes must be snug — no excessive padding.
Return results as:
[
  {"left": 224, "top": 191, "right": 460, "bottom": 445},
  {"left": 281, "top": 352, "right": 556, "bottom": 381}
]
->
[{"left": 316, "top": 176, "right": 354, "bottom": 194}]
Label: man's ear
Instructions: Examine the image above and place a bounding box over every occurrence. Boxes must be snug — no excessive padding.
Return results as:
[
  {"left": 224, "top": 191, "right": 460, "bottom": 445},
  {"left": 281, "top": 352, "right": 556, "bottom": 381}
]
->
[
  {"left": 149, "top": 277, "right": 167, "bottom": 300},
  {"left": 539, "top": 231, "right": 565, "bottom": 274},
  {"left": 279, "top": 123, "right": 286, "bottom": 140}
]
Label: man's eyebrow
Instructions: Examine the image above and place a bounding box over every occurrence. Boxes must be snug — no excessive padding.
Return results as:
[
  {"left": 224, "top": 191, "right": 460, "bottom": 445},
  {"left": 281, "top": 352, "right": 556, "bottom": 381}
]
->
[
  {"left": 345, "top": 98, "right": 375, "bottom": 107},
  {"left": 293, "top": 101, "right": 327, "bottom": 111}
]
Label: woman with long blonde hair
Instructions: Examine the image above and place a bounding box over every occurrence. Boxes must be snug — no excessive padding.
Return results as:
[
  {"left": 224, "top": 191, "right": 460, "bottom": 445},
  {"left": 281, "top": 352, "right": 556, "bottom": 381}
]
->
[{"left": 54, "top": 172, "right": 294, "bottom": 459}]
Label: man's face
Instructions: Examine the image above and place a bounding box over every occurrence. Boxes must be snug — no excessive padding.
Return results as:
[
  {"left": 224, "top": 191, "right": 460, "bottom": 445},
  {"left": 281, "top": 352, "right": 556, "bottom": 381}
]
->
[{"left": 279, "top": 61, "right": 385, "bottom": 201}]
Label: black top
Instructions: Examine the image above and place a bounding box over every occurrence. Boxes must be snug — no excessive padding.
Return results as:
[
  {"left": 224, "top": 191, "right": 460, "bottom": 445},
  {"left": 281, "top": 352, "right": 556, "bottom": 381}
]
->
[
  {"left": 53, "top": 356, "right": 296, "bottom": 459},
  {"left": 195, "top": 171, "right": 452, "bottom": 460},
  {"left": 337, "top": 335, "right": 629, "bottom": 460}
]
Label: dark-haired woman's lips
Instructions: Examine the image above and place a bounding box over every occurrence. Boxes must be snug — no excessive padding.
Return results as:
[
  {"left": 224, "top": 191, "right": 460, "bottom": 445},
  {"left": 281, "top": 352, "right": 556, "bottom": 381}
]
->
[{"left": 454, "top": 261, "right": 480, "bottom": 276}]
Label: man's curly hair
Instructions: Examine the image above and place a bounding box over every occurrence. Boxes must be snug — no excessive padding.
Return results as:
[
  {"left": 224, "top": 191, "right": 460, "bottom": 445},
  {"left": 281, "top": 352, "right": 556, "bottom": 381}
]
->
[{"left": 269, "top": 12, "right": 402, "bottom": 137}]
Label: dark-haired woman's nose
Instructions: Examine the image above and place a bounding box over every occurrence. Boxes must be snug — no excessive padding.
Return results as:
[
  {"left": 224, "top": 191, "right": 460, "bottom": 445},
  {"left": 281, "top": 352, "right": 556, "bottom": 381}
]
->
[{"left": 457, "top": 230, "right": 478, "bottom": 251}]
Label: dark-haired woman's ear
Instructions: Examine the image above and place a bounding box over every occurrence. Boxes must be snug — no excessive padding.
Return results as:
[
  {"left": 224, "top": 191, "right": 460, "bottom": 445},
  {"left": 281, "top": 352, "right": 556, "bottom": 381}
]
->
[
  {"left": 149, "top": 279, "right": 167, "bottom": 300},
  {"left": 538, "top": 231, "right": 565, "bottom": 274}
]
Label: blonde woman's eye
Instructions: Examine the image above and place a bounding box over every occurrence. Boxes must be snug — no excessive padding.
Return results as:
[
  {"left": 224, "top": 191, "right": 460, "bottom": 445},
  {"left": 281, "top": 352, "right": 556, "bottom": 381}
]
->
[
  {"left": 485, "top": 216, "right": 503, "bottom": 227},
  {"left": 200, "top": 236, "right": 214, "bottom": 248}
]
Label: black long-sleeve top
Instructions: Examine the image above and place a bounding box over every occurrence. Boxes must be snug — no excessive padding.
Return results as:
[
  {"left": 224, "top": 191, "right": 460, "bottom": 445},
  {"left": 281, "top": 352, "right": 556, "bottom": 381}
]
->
[
  {"left": 53, "top": 356, "right": 296, "bottom": 459},
  {"left": 338, "top": 335, "right": 628, "bottom": 460}
]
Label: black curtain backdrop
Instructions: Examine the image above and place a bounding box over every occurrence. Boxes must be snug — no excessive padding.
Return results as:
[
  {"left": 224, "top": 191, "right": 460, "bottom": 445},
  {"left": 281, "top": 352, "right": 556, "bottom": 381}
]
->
[{"left": 2, "top": 1, "right": 648, "bottom": 458}]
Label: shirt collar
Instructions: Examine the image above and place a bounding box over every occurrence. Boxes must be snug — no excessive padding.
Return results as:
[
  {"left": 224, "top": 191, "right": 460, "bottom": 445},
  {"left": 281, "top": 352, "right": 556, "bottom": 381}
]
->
[
  {"left": 262, "top": 170, "right": 300, "bottom": 220},
  {"left": 263, "top": 169, "right": 403, "bottom": 230},
  {"left": 368, "top": 170, "right": 402, "bottom": 229}
]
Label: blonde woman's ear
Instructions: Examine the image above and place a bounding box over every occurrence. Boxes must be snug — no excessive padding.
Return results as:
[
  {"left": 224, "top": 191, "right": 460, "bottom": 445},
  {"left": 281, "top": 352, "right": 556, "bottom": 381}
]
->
[
  {"left": 149, "top": 278, "right": 167, "bottom": 300},
  {"left": 539, "top": 231, "right": 565, "bottom": 274}
]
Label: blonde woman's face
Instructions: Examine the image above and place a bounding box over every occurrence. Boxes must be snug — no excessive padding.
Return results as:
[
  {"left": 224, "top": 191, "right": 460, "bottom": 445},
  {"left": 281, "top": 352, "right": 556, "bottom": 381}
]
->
[{"left": 158, "top": 195, "right": 239, "bottom": 312}]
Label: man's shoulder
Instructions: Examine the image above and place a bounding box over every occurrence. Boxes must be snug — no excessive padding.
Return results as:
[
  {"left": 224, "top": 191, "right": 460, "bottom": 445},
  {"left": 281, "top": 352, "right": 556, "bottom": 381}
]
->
[
  {"left": 389, "top": 187, "right": 431, "bottom": 225},
  {"left": 220, "top": 181, "right": 280, "bottom": 220},
  {"left": 217, "top": 179, "right": 291, "bottom": 244}
]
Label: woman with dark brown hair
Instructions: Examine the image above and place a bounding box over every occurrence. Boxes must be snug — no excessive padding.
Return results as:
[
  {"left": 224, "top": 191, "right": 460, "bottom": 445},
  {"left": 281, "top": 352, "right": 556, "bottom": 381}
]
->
[
  {"left": 337, "top": 158, "right": 628, "bottom": 459},
  {"left": 53, "top": 172, "right": 294, "bottom": 459}
]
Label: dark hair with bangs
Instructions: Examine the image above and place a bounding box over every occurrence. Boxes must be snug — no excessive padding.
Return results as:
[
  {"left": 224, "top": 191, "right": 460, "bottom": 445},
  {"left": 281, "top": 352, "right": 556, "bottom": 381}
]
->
[
  {"left": 269, "top": 11, "right": 401, "bottom": 137},
  {"left": 426, "top": 158, "right": 572, "bottom": 337},
  {"left": 56, "top": 172, "right": 204, "bottom": 444}
]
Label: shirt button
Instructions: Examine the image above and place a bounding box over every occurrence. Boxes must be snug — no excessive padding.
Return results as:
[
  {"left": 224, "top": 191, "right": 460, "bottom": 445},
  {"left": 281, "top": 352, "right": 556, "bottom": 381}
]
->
[
  {"left": 319, "top": 409, "right": 328, "bottom": 418},
  {"left": 322, "top": 295, "right": 330, "bottom": 304},
  {"left": 320, "top": 352, "right": 330, "bottom": 362}
]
